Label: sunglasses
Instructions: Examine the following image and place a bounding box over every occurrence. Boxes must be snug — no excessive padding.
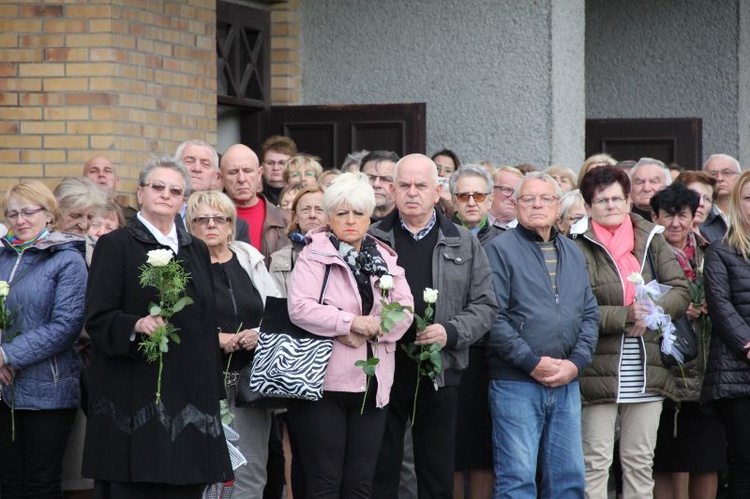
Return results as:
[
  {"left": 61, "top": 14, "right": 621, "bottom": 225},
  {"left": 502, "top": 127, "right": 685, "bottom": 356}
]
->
[
  {"left": 455, "top": 192, "right": 489, "bottom": 203},
  {"left": 192, "top": 215, "right": 231, "bottom": 225},
  {"left": 143, "top": 181, "right": 185, "bottom": 197}
]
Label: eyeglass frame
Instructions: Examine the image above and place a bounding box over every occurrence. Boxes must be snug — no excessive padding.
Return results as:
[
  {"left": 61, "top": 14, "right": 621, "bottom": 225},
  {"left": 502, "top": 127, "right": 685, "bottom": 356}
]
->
[{"left": 142, "top": 181, "right": 185, "bottom": 197}]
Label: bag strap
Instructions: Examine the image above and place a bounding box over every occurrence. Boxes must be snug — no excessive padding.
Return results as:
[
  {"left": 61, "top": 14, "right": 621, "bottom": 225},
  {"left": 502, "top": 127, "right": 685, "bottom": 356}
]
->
[{"left": 318, "top": 264, "right": 331, "bottom": 304}]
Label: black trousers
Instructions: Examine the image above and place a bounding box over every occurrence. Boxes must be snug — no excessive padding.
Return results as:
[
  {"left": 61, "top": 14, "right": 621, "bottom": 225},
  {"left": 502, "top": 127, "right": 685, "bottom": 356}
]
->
[
  {"left": 0, "top": 403, "right": 76, "bottom": 499},
  {"left": 373, "top": 348, "right": 459, "bottom": 499},
  {"left": 717, "top": 397, "right": 750, "bottom": 498},
  {"left": 287, "top": 384, "right": 387, "bottom": 499}
]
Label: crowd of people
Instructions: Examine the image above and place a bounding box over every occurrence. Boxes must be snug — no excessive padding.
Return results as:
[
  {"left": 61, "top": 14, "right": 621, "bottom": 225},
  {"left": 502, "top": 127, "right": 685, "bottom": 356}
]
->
[{"left": 0, "top": 136, "right": 746, "bottom": 499}]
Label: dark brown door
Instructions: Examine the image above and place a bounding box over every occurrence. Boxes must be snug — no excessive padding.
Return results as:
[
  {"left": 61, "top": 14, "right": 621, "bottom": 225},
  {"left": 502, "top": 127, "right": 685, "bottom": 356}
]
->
[
  {"left": 267, "top": 103, "right": 426, "bottom": 169},
  {"left": 586, "top": 118, "right": 703, "bottom": 169}
]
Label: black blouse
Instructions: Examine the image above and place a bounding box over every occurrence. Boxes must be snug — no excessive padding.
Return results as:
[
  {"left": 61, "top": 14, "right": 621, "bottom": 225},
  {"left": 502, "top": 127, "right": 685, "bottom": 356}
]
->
[{"left": 211, "top": 252, "right": 264, "bottom": 372}]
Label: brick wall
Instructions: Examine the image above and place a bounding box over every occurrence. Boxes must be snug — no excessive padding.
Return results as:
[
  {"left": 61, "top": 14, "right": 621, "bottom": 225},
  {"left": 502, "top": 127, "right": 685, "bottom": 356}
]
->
[
  {"left": 271, "top": 0, "right": 301, "bottom": 105},
  {"left": 0, "top": 0, "right": 217, "bottom": 204}
]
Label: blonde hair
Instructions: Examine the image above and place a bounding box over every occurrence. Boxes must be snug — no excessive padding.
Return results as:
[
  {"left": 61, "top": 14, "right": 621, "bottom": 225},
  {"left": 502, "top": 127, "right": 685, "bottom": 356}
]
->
[
  {"left": 726, "top": 170, "right": 750, "bottom": 257},
  {"left": 578, "top": 153, "right": 617, "bottom": 186},
  {"left": 283, "top": 154, "right": 324, "bottom": 184},
  {"left": 287, "top": 185, "right": 326, "bottom": 235},
  {"left": 2, "top": 180, "right": 61, "bottom": 226},
  {"left": 546, "top": 165, "right": 577, "bottom": 190},
  {"left": 185, "top": 190, "right": 238, "bottom": 239}
]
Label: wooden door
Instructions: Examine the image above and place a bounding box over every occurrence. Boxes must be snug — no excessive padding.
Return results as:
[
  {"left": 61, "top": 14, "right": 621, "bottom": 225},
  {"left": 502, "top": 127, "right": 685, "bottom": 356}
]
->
[
  {"left": 585, "top": 118, "right": 702, "bottom": 169},
  {"left": 266, "top": 103, "right": 426, "bottom": 169}
]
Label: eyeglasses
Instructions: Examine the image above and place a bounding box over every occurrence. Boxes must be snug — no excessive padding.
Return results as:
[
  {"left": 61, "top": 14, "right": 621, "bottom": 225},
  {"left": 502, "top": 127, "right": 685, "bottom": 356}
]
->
[
  {"left": 455, "top": 192, "right": 489, "bottom": 203},
  {"left": 517, "top": 195, "right": 559, "bottom": 206},
  {"left": 564, "top": 215, "right": 585, "bottom": 223},
  {"left": 143, "top": 181, "right": 185, "bottom": 197},
  {"left": 493, "top": 185, "right": 514, "bottom": 196},
  {"left": 707, "top": 169, "right": 740, "bottom": 178},
  {"left": 366, "top": 174, "right": 394, "bottom": 184},
  {"left": 192, "top": 215, "right": 231, "bottom": 225},
  {"left": 5, "top": 206, "right": 46, "bottom": 220},
  {"left": 592, "top": 196, "right": 627, "bottom": 207}
]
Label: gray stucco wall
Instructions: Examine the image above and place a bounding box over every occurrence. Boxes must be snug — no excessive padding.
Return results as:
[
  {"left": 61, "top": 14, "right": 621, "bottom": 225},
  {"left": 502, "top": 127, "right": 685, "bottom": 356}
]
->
[
  {"left": 585, "top": 0, "right": 740, "bottom": 165},
  {"left": 300, "top": 0, "right": 585, "bottom": 169}
]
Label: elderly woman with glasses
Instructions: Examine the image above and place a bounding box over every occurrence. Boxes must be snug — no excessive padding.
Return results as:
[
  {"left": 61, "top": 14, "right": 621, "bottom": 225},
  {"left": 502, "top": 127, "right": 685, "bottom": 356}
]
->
[
  {"left": 185, "top": 190, "right": 281, "bottom": 497},
  {"left": 83, "top": 156, "right": 232, "bottom": 499},
  {"left": 570, "top": 165, "right": 690, "bottom": 498},
  {"left": 448, "top": 164, "right": 501, "bottom": 498},
  {"left": 0, "top": 180, "right": 88, "bottom": 498}
]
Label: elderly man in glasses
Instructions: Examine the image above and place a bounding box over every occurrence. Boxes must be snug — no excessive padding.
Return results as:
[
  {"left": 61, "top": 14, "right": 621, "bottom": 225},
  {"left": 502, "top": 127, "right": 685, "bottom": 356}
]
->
[
  {"left": 700, "top": 153, "right": 741, "bottom": 243},
  {"left": 489, "top": 166, "right": 523, "bottom": 230},
  {"left": 484, "top": 171, "right": 599, "bottom": 498}
]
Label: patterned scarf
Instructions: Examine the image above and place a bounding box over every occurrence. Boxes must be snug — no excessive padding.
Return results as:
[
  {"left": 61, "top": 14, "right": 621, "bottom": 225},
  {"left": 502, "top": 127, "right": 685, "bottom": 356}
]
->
[
  {"left": 329, "top": 233, "right": 389, "bottom": 315},
  {"left": 4, "top": 228, "right": 50, "bottom": 254},
  {"left": 670, "top": 232, "right": 697, "bottom": 283}
]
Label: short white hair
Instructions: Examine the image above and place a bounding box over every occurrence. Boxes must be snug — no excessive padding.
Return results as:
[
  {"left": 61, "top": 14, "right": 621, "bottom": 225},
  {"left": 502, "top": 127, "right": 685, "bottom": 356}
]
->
[
  {"left": 449, "top": 164, "right": 493, "bottom": 195},
  {"left": 323, "top": 172, "right": 375, "bottom": 217},
  {"left": 514, "top": 171, "right": 562, "bottom": 200},
  {"left": 629, "top": 157, "right": 671, "bottom": 186},
  {"left": 703, "top": 153, "right": 741, "bottom": 173},
  {"left": 393, "top": 153, "right": 439, "bottom": 184}
]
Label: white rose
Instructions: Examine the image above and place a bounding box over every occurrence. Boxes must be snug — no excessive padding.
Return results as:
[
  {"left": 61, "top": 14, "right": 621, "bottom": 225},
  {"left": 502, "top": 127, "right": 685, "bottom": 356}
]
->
[
  {"left": 0, "top": 281, "right": 9, "bottom": 297},
  {"left": 423, "top": 288, "right": 439, "bottom": 304},
  {"left": 626, "top": 272, "right": 644, "bottom": 285},
  {"left": 146, "top": 249, "right": 174, "bottom": 267},
  {"left": 379, "top": 274, "right": 394, "bottom": 291}
]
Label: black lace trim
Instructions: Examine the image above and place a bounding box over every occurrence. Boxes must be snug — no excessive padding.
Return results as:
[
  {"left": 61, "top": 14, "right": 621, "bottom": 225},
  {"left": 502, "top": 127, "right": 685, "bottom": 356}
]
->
[{"left": 90, "top": 398, "right": 223, "bottom": 440}]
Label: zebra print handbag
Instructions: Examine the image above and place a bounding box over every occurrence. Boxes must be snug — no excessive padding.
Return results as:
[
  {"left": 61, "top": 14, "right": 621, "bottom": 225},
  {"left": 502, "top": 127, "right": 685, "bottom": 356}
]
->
[{"left": 248, "top": 266, "right": 333, "bottom": 402}]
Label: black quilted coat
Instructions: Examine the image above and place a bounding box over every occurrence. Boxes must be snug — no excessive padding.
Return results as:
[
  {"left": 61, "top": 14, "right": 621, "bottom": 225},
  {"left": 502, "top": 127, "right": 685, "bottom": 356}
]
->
[{"left": 702, "top": 240, "right": 750, "bottom": 402}]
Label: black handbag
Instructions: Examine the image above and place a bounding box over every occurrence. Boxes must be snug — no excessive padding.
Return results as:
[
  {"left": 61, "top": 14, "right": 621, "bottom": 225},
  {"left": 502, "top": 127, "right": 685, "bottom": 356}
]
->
[
  {"left": 646, "top": 250, "right": 700, "bottom": 367},
  {"left": 236, "top": 265, "right": 332, "bottom": 406}
]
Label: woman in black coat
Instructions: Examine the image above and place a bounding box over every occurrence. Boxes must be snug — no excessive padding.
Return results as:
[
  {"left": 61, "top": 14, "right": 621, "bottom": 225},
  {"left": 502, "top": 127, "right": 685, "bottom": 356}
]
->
[
  {"left": 83, "top": 156, "right": 232, "bottom": 499},
  {"left": 703, "top": 170, "right": 750, "bottom": 498}
]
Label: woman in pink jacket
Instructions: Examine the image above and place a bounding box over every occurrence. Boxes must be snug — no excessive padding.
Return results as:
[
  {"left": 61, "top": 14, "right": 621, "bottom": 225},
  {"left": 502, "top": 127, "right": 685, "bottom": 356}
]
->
[{"left": 287, "top": 172, "right": 413, "bottom": 498}]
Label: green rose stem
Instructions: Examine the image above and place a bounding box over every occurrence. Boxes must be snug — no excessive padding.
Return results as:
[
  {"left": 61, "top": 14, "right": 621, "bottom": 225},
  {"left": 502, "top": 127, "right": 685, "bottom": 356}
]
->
[
  {"left": 356, "top": 278, "right": 411, "bottom": 415},
  {"left": 137, "top": 251, "right": 193, "bottom": 405},
  {"left": 410, "top": 301, "right": 433, "bottom": 427},
  {"left": 220, "top": 323, "right": 243, "bottom": 426}
]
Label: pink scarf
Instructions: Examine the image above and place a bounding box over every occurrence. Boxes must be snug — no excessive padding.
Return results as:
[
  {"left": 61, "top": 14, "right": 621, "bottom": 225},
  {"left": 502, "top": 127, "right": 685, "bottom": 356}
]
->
[{"left": 592, "top": 215, "right": 641, "bottom": 305}]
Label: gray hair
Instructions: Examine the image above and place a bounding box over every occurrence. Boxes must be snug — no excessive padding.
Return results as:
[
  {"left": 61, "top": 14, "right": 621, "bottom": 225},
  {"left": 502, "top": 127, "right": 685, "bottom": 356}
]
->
[
  {"left": 449, "top": 163, "right": 493, "bottom": 195},
  {"left": 559, "top": 189, "right": 585, "bottom": 220},
  {"left": 393, "top": 154, "right": 439, "bottom": 184},
  {"left": 629, "top": 157, "right": 672, "bottom": 186},
  {"left": 341, "top": 150, "right": 370, "bottom": 172},
  {"left": 54, "top": 176, "right": 109, "bottom": 215},
  {"left": 323, "top": 172, "right": 375, "bottom": 217},
  {"left": 704, "top": 153, "right": 741, "bottom": 173},
  {"left": 138, "top": 154, "right": 192, "bottom": 196},
  {"left": 514, "top": 171, "right": 563, "bottom": 200},
  {"left": 174, "top": 139, "right": 219, "bottom": 170}
]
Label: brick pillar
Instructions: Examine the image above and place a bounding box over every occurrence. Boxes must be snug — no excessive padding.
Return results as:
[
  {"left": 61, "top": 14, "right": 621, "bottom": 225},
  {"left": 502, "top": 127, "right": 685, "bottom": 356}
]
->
[
  {"left": 271, "top": 0, "right": 301, "bottom": 105},
  {"left": 0, "top": 1, "right": 217, "bottom": 203}
]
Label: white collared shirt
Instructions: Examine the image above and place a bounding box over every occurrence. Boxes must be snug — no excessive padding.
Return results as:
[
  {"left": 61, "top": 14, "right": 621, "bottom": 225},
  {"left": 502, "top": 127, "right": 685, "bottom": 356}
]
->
[{"left": 137, "top": 212, "right": 179, "bottom": 254}]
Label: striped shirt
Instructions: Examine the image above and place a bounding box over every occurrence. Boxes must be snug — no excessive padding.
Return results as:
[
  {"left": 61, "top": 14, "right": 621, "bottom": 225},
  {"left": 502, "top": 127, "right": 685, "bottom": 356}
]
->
[
  {"left": 539, "top": 241, "right": 557, "bottom": 293},
  {"left": 616, "top": 336, "right": 662, "bottom": 403}
]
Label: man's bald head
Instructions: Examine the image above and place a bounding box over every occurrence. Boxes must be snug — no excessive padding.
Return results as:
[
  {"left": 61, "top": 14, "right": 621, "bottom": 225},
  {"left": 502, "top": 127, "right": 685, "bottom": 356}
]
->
[{"left": 220, "top": 144, "right": 263, "bottom": 207}]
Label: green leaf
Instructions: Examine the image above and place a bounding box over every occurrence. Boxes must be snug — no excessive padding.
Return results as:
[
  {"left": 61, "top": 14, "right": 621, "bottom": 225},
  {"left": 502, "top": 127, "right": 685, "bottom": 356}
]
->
[
  {"left": 354, "top": 360, "right": 367, "bottom": 367},
  {"left": 149, "top": 304, "right": 162, "bottom": 316},
  {"left": 169, "top": 333, "right": 180, "bottom": 344},
  {"left": 419, "top": 350, "right": 430, "bottom": 361},
  {"left": 364, "top": 365, "right": 377, "bottom": 377},
  {"left": 172, "top": 296, "right": 193, "bottom": 314}
]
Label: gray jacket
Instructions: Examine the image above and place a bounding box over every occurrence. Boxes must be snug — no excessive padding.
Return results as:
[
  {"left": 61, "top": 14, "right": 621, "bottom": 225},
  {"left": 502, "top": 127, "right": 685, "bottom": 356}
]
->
[
  {"left": 369, "top": 210, "right": 499, "bottom": 386},
  {"left": 485, "top": 224, "right": 599, "bottom": 382}
]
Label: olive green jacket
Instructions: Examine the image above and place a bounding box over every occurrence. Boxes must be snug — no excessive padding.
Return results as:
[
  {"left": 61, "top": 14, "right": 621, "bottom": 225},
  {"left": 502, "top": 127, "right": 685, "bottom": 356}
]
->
[{"left": 570, "top": 214, "right": 691, "bottom": 404}]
